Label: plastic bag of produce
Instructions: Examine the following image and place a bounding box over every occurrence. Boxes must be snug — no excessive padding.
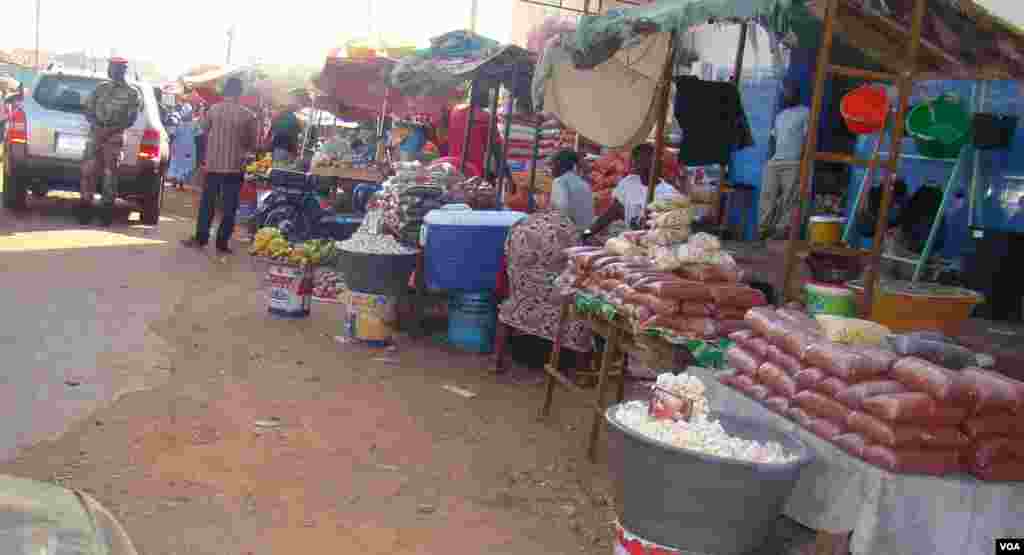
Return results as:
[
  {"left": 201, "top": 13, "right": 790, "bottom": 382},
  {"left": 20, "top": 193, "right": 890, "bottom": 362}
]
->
[
  {"left": 634, "top": 279, "right": 712, "bottom": 301},
  {"left": 716, "top": 306, "right": 749, "bottom": 320},
  {"left": 654, "top": 208, "right": 693, "bottom": 229},
  {"left": 836, "top": 380, "right": 907, "bottom": 409},
  {"left": 804, "top": 343, "right": 873, "bottom": 381},
  {"left": 572, "top": 251, "right": 612, "bottom": 272},
  {"left": 833, "top": 433, "right": 868, "bottom": 457},
  {"left": 846, "top": 411, "right": 968, "bottom": 448},
  {"left": 564, "top": 246, "right": 603, "bottom": 257},
  {"left": 679, "top": 302, "right": 715, "bottom": 317},
  {"left": 891, "top": 357, "right": 959, "bottom": 401},
  {"left": 606, "top": 237, "right": 645, "bottom": 257},
  {"left": 599, "top": 262, "right": 654, "bottom": 280},
  {"left": 848, "top": 345, "right": 899, "bottom": 376},
  {"left": 678, "top": 262, "right": 741, "bottom": 283},
  {"left": 795, "top": 367, "right": 827, "bottom": 390},
  {"left": 757, "top": 362, "right": 799, "bottom": 398},
  {"left": 648, "top": 196, "right": 691, "bottom": 213},
  {"left": 746, "top": 384, "right": 771, "bottom": 401},
  {"left": 970, "top": 438, "right": 1024, "bottom": 469},
  {"left": 647, "top": 227, "right": 691, "bottom": 246},
  {"left": 816, "top": 376, "right": 850, "bottom": 397},
  {"left": 807, "top": 417, "right": 845, "bottom": 441},
  {"left": 689, "top": 232, "right": 723, "bottom": 252},
  {"left": 776, "top": 307, "right": 821, "bottom": 331},
  {"left": 642, "top": 315, "right": 717, "bottom": 339},
  {"left": 776, "top": 330, "right": 822, "bottom": 361},
  {"left": 728, "top": 330, "right": 754, "bottom": 343},
  {"left": 651, "top": 246, "right": 682, "bottom": 271},
  {"left": 949, "top": 368, "right": 1023, "bottom": 414},
  {"left": 862, "top": 445, "right": 963, "bottom": 476},
  {"left": 969, "top": 459, "right": 1024, "bottom": 481},
  {"left": 764, "top": 396, "right": 791, "bottom": 415},
  {"left": 794, "top": 390, "right": 852, "bottom": 423},
  {"left": 624, "top": 291, "right": 678, "bottom": 315},
  {"left": 815, "top": 315, "right": 891, "bottom": 347},
  {"left": 963, "top": 411, "right": 1021, "bottom": 439},
  {"left": 624, "top": 271, "right": 675, "bottom": 287},
  {"left": 885, "top": 333, "right": 978, "bottom": 370},
  {"left": 709, "top": 284, "right": 768, "bottom": 308},
  {"left": 766, "top": 345, "right": 803, "bottom": 376},
  {"left": 717, "top": 319, "right": 750, "bottom": 336},
  {"left": 745, "top": 307, "right": 786, "bottom": 338},
  {"left": 725, "top": 345, "right": 761, "bottom": 375},
  {"left": 861, "top": 392, "right": 971, "bottom": 425}
]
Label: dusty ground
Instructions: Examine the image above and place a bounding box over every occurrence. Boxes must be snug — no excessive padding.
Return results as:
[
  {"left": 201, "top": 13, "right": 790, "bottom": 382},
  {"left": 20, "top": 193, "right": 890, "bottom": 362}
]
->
[{"left": 0, "top": 187, "right": 817, "bottom": 554}]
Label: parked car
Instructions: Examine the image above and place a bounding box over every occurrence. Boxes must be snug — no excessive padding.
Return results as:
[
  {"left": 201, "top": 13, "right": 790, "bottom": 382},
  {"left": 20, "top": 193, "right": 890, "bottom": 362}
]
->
[
  {"left": 0, "top": 473, "right": 139, "bottom": 554},
  {"left": 2, "top": 68, "right": 169, "bottom": 224}
]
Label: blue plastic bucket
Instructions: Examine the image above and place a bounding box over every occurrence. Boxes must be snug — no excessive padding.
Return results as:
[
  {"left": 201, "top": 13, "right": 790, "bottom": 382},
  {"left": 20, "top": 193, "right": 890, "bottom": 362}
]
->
[{"left": 447, "top": 291, "right": 497, "bottom": 353}]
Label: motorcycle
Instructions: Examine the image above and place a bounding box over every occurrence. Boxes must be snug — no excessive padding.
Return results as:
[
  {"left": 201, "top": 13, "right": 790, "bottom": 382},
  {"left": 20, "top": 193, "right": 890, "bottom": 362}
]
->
[{"left": 248, "top": 169, "right": 378, "bottom": 242}]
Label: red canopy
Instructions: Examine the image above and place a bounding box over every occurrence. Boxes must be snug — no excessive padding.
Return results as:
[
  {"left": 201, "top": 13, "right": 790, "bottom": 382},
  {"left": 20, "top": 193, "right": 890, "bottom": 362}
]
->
[{"left": 314, "top": 56, "right": 457, "bottom": 122}]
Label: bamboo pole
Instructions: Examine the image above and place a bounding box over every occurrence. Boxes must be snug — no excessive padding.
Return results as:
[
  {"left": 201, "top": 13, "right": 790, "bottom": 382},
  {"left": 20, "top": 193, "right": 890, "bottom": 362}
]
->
[
  {"left": 842, "top": 111, "right": 887, "bottom": 243},
  {"left": 646, "top": 33, "right": 676, "bottom": 207},
  {"left": 862, "top": 0, "right": 929, "bottom": 315},
  {"left": 781, "top": 0, "right": 838, "bottom": 303}
]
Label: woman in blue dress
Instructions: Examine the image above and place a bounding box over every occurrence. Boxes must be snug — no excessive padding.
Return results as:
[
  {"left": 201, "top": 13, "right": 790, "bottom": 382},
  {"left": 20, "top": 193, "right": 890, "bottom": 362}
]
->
[{"left": 167, "top": 106, "right": 198, "bottom": 190}]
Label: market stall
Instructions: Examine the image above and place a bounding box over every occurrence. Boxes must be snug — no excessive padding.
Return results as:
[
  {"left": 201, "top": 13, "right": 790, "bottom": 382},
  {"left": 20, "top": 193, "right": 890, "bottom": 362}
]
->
[{"left": 527, "top": 0, "right": 1024, "bottom": 553}]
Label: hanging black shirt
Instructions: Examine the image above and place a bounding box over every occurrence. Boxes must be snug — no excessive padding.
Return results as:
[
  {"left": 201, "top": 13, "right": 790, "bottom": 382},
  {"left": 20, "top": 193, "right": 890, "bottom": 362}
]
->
[{"left": 674, "top": 76, "right": 754, "bottom": 166}]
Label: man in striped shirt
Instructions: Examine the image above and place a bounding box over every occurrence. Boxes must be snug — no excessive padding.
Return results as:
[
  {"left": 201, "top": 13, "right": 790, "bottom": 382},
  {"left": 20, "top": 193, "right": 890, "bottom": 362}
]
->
[{"left": 182, "top": 77, "right": 257, "bottom": 254}]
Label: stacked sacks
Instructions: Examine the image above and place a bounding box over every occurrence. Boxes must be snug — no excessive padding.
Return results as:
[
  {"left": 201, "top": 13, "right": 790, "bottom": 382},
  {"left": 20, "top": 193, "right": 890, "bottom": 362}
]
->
[
  {"left": 952, "top": 368, "right": 1024, "bottom": 481},
  {"left": 719, "top": 309, "right": 1024, "bottom": 480},
  {"left": 561, "top": 245, "right": 767, "bottom": 340}
]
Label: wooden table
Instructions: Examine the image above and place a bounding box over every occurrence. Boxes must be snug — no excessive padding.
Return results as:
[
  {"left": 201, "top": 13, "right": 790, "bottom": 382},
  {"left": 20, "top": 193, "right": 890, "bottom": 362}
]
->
[{"left": 540, "top": 297, "right": 699, "bottom": 462}]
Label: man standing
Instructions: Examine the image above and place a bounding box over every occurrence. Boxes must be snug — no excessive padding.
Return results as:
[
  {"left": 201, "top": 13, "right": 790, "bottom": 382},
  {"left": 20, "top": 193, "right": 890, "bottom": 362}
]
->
[
  {"left": 182, "top": 77, "right": 257, "bottom": 254},
  {"left": 758, "top": 87, "right": 810, "bottom": 240},
  {"left": 270, "top": 93, "right": 303, "bottom": 165},
  {"left": 79, "top": 58, "right": 141, "bottom": 226},
  {"left": 548, "top": 148, "right": 594, "bottom": 233}
]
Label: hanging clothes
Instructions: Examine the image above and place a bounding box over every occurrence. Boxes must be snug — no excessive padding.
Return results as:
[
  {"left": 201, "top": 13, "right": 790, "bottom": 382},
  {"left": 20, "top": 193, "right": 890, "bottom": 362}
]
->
[
  {"left": 168, "top": 119, "right": 198, "bottom": 182},
  {"left": 674, "top": 76, "right": 754, "bottom": 166}
]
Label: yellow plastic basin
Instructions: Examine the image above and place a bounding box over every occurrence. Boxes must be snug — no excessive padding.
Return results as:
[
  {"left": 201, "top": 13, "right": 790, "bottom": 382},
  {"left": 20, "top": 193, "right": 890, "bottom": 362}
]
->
[{"left": 846, "top": 280, "right": 983, "bottom": 335}]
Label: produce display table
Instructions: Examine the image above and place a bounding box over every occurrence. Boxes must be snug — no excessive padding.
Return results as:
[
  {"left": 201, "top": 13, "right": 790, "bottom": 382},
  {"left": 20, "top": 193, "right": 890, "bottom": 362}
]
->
[
  {"left": 542, "top": 292, "right": 731, "bottom": 462},
  {"left": 692, "top": 367, "right": 1024, "bottom": 555}
]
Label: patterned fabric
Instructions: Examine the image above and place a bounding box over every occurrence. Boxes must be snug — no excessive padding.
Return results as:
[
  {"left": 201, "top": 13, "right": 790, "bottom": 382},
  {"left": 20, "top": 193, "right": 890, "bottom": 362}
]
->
[
  {"left": 203, "top": 100, "right": 258, "bottom": 174},
  {"left": 499, "top": 210, "right": 592, "bottom": 353},
  {"left": 81, "top": 130, "right": 124, "bottom": 204},
  {"left": 85, "top": 80, "right": 140, "bottom": 130}
]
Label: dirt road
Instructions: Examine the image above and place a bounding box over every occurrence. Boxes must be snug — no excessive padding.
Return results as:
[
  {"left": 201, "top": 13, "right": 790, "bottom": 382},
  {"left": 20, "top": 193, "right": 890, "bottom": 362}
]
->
[{"left": 0, "top": 188, "right": 815, "bottom": 554}]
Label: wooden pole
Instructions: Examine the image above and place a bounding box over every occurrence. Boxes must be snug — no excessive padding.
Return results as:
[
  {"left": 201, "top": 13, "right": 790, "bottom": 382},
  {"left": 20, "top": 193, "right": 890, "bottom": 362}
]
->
[
  {"left": 862, "top": 0, "right": 929, "bottom": 314},
  {"left": 484, "top": 81, "right": 500, "bottom": 179},
  {"left": 460, "top": 81, "right": 477, "bottom": 176},
  {"left": 646, "top": 33, "right": 676, "bottom": 207},
  {"left": 781, "top": 0, "right": 838, "bottom": 303}
]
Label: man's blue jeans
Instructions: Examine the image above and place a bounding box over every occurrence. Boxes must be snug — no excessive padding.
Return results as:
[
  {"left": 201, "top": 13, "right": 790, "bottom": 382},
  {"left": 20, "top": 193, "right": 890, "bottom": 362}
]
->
[{"left": 195, "top": 172, "right": 242, "bottom": 247}]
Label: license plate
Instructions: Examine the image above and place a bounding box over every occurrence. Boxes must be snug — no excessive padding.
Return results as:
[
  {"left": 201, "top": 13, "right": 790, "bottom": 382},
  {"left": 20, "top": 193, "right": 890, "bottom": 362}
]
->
[{"left": 56, "top": 134, "right": 88, "bottom": 157}]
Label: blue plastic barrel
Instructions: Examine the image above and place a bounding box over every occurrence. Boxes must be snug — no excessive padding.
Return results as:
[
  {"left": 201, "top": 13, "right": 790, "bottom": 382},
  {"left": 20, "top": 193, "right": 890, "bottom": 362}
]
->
[{"left": 447, "top": 291, "right": 497, "bottom": 353}]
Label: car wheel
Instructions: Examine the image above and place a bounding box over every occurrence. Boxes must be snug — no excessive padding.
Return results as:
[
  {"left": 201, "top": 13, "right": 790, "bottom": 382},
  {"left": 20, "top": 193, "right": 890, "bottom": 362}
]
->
[
  {"left": 2, "top": 160, "right": 27, "bottom": 210},
  {"left": 140, "top": 177, "right": 162, "bottom": 225}
]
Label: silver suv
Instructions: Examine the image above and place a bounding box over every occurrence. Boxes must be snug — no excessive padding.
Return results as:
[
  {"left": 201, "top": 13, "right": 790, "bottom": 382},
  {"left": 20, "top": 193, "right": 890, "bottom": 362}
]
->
[{"left": 3, "top": 68, "right": 169, "bottom": 224}]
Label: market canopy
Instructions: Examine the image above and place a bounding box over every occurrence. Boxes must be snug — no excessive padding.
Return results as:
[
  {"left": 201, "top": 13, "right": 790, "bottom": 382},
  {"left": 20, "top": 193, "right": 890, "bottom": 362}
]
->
[
  {"left": 390, "top": 30, "right": 536, "bottom": 97},
  {"left": 179, "top": 65, "right": 251, "bottom": 87},
  {"left": 314, "top": 55, "right": 457, "bottom": 123}
]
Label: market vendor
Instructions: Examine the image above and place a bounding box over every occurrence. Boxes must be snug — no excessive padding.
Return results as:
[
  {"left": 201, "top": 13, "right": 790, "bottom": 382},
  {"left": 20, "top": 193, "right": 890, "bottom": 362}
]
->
[
  {"left": 583, "top": 143, "right": 679, "bottom": 241},
  {"left": 548, "top": 148, "right": 594, "bottom": 233},
  {"left": 270, "top": 94, "right": 303, "bottom": 164}
]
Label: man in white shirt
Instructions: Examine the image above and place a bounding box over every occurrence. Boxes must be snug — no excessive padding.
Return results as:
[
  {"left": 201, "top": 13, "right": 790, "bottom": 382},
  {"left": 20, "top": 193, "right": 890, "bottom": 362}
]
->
[
  {"left": 759, "top": 88, "right": 811, "bottom": 240},
  {"left": 548, "top": 149, "right": 594, "bottom": 232},
  {"left": 584, "top": 143, "right": 679, "bottom": 241}
]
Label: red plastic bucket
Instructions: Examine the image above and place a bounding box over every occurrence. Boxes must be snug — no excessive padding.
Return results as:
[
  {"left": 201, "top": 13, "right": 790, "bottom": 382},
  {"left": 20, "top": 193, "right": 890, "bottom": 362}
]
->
[{"left": 841, "top": 84, "right": 889, "bottom": 134}]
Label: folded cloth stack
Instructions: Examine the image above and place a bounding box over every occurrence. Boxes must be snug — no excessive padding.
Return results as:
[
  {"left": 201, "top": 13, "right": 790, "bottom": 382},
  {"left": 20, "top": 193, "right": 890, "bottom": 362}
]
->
[{"left": 717, "top": 307, "right": 1024, "bottom": 480}]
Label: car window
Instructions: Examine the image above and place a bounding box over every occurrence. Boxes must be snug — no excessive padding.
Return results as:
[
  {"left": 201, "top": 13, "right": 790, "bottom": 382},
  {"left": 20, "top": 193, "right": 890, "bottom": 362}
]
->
[{"left": 33, "top": 75, "right": 101, "bottom": 113}]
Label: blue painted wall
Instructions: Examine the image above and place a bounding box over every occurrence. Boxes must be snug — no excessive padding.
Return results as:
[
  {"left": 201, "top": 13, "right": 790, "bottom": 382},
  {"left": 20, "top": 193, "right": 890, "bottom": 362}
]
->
[{"left": 847, "top": 79, "right": 1023, "bottom": 260}]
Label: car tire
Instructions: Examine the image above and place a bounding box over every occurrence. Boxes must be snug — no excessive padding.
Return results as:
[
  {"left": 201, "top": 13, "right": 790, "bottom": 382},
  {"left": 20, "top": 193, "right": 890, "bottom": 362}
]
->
[
  {"left": 2, "top": 162, "right": 27, "bottom": 210},
  {"left": 140, "top": 177, "right": 162, "bottom": 225}
]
